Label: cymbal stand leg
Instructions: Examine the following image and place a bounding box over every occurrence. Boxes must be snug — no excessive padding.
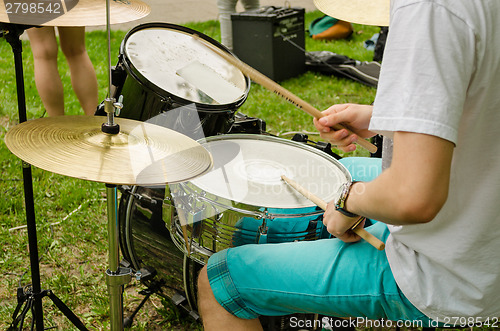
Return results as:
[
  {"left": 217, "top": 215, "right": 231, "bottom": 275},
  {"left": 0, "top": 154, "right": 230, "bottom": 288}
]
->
[
  {"left": 105, "top": 184, "right": 132, "bottom": 331},
  {"left": 2, "top": 23, "right": 44, "bottom": 331}
]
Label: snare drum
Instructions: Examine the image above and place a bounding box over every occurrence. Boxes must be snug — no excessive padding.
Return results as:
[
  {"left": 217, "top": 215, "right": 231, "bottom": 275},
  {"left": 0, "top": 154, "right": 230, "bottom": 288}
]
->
[
  {"left": 164, "top": 134, "right": 352, "bottom": 265},
  {"left": 112, "top": 23, "right": 250, "bottom": 138},
  {"left": 118, "top": 134, "right": 351, "bottom": 316}
]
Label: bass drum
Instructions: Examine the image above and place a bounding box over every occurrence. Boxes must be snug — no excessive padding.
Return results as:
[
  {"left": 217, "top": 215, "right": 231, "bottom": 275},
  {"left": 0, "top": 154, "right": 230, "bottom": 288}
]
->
[
  {"left": 111, "top": 22, "right": 251, "bottom": 139},
  {"left": 118, "top": 185, "right": 202, "bottom": 318}
]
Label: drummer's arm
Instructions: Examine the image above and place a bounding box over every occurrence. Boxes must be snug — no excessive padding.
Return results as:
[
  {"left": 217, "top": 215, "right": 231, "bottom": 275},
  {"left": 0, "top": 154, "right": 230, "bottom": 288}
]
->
[
  {"left": 345, "top": 131, "right": 454, "bottom": 225},
  {"left": 324, "top": 131, "right": 454, "bottom": 241}
]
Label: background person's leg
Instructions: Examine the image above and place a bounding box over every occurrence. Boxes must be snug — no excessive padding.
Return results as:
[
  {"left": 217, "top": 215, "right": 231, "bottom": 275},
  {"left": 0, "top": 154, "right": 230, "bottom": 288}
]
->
[
  {"left": 27, "top": 27, "right": 65, "bottom": 116},
  {"left": 217, "top": 0, "right": 260, "bottom": 50},
  {"left": 58, "top": 27, "right": 99, "bottom": 116}
]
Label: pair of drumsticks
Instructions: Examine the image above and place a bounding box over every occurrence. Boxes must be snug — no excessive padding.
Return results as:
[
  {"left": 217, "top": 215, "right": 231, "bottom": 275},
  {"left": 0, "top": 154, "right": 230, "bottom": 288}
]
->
[{"left": 193, "top": 36, "right": 383, "bottom": 250}]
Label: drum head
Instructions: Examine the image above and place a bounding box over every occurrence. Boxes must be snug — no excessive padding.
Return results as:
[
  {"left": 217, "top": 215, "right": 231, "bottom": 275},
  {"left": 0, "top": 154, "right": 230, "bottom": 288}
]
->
[
  {"left": 190, "top": 135, "right": 351, "bottom": 209},
  {"left": 122, "top": 24, "right": 248, "bottom": 107}
]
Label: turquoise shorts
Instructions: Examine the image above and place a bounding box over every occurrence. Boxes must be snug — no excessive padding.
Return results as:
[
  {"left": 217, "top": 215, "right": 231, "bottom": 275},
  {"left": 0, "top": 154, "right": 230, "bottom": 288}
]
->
[{"left": 206, "top": 157, "right": 431, "bottom": 323}]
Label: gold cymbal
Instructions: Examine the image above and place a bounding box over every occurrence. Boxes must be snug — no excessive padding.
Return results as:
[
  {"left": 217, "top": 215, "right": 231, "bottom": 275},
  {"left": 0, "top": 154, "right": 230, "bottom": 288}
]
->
[
  {"left": 0, "top": 0, "right": 150, "bottom": 27},
  {"left": 4, "top": 116, "right": 213, "bottom": 185},
  {"left": 313, "top": 0, "right": 390, "bottom": 26}
]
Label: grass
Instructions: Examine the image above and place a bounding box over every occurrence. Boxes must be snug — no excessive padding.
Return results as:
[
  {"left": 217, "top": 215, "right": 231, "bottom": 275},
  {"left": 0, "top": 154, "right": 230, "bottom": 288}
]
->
[{"left": 0, "top": 12, "right": 394, "bottom": 330}]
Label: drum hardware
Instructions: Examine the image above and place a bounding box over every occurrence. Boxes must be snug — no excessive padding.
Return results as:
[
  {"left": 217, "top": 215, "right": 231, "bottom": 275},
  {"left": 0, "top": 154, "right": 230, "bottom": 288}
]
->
[
  {"left": 257, "top": 219, "right": 269, "bottom": 244},
  {"left": 114, "top": 267, "right": 193, "bottom": 328},
  {"left": 122, "top": 287, "right": 153, "bottom": 329},
  {"left": 170, "top": 190, "right": 206, "bottom": 225},
  {"left": 111, "top": 61, "right": 127, "bottom": 87},
  {"left": 228, "top": 112, "right": 267, "bottom": 135},
  {"left": 120, "top": 185, "right": 160, "bottom": 209},
  {"left": 291, "top": 133, "right": 342, "bottom": 160},
  {"left": 160, "top": 96, "right": 174, "bottom": 113},
  {"left": 119, "top": 260, "right": 156, "bottom": 283},
  {"left": 9, "top": 287, "right": 88, "bottom": 331},
  {"left": 122, "top": 274, "right": 202, "bottom": 325}
]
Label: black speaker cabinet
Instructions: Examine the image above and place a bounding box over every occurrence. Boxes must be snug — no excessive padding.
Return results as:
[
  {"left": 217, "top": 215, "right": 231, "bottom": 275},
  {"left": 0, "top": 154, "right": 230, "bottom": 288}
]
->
[{"left": 231, "top": 6, "right": 306, "bottom": 81}]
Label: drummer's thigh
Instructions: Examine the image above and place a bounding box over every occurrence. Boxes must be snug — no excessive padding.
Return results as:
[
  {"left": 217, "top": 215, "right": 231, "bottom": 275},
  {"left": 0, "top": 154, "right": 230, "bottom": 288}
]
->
[
  {"left": 339, "top": 157, "right": 382, "bottom": 182},
  {"left": 207, "top": 222, "right": 412, "bottom": 320}
]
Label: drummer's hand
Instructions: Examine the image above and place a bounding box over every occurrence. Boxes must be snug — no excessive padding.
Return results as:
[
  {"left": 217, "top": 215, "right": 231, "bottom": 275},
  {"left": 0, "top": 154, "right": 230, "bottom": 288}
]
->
[
  {"left": 313, "top": 104, "right": 375, "bottom": 152},
  {"left": 322, "top": 202, "right": 365, "bottom": 243}
]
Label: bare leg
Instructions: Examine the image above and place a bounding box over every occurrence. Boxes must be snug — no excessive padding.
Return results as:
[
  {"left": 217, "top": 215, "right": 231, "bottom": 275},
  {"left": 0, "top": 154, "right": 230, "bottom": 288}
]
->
[
  {"left": 312, "top": 20, "right": 353, "bottom": 40},
  {"left": 240, "top": 0, "right": 260, "bottom": 11},
  {"left": 197, "top": 266, "right": 263, "bottom": 331},
  {"left": 27, "top": 27, "right": 65, "bottom": 116},
  {"left": 58, "top": 27, "right": 99, "bottom": 116},
  {"left": 217, "top": 0, "right": 238, "bottom": 49},
  {"left": 217, "top": 0, "right": 260, "bottom": 49}
]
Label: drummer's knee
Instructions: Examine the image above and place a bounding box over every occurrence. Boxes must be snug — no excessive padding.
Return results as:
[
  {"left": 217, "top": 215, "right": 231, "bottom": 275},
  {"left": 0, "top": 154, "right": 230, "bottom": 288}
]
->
[
  {"left": 197, "top": 265, "right": 209, "bottom": 293},
  {"left": 197, "top": 265, "right": 221, "bottom": 322},
  {"left": 197, "top": 266, "right": 213, "bottom": 309}
]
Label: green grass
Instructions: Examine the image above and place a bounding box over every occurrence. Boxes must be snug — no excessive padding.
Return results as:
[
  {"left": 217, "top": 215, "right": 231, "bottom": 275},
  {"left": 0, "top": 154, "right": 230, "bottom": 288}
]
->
[{"left": 0, "top": 12, "right": 388, "bottom": 330}]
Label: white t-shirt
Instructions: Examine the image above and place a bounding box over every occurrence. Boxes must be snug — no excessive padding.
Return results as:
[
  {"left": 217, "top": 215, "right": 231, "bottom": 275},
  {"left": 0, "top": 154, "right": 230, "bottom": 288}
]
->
[{"left": 370, "top": 0, "right": 500, "bottom": 321}]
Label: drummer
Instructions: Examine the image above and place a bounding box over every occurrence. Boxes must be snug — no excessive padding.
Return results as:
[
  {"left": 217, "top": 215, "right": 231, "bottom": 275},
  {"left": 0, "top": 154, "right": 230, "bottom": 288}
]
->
[
  {"left": 27, "top": 26, "right": 98, "bottom": 116},
  {"left": 197, "top": 0, "right": 500, "bottom": 329}
]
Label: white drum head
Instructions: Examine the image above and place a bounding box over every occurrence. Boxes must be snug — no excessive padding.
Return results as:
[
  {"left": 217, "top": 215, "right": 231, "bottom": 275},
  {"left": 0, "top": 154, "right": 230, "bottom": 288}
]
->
[
  {"left": 190, "top": 135, "right": 351, "bottom": 209},
  {"left": 124, "top": 26, "right": 247, "bottom": 105}
]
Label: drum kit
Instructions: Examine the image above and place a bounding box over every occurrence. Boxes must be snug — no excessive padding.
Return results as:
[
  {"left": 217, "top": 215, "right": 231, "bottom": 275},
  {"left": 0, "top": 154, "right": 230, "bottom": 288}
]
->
[{"left": 2, "top": 0, "right": 385, "bottom": 330}]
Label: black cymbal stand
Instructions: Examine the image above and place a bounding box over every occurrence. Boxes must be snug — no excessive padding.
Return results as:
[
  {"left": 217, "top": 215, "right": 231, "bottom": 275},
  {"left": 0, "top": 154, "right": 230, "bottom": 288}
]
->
[{"left": 1, "top": 23, "right": 88, "bottom": 331}]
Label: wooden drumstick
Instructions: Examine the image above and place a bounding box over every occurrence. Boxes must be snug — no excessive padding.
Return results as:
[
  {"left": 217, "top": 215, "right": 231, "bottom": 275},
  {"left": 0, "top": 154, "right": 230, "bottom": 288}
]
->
[
  {"left": 193, "top": 35, "right": 377, "bottom": 154},
  {"left": 176, "top": 209, "right": 192, "bottom": 255},
  {"left": 281, "top": 175, "right": 385, "bottom": 251}
]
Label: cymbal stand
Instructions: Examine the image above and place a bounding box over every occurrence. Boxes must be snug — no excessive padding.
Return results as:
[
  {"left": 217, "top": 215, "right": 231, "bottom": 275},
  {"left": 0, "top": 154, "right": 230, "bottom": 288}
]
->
[
  {"left": 101, "top": 0, "right": 135, "bottom": 328},
  {"left": 101, "top": 97, "right": 134, "bottom": 330},
  {"left": 1, "top": 23, "right": 88, "bottom": 331},
  {"left": 104, "top": 182, "right": 133, "bottom": 331}
]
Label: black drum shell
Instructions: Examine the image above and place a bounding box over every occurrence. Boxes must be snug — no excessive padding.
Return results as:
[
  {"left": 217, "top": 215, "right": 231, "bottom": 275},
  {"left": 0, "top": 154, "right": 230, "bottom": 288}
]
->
[
  {"left": 112, "top": 23, "right": 251, "bottom": 138},
  {"left": 118, "top": 186, "right": 201, "bottom": 311}
]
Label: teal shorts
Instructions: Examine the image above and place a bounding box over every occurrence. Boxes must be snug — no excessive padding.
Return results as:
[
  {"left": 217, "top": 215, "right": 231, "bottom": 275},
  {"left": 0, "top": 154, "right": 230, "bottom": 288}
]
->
[{"left": 206, "top": 157, "right": 431, "bottom": 323}]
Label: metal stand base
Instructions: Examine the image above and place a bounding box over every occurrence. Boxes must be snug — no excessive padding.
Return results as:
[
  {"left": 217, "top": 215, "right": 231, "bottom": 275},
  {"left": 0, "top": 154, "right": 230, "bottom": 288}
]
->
[{"left": 8, "top": 287, "right": 88, "bottom": 331}]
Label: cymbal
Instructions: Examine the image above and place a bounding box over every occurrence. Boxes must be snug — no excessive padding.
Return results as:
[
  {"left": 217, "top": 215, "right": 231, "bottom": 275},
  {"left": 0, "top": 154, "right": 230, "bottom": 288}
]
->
[
  {"left": 4, "top": 116, "right": 213, "bottom": 185},
  {"left": 313, "top": 0, "right": 390, "bottom": 26},
  {"left": 0, "top": 0, "right": 150, "bottom": 27}
]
